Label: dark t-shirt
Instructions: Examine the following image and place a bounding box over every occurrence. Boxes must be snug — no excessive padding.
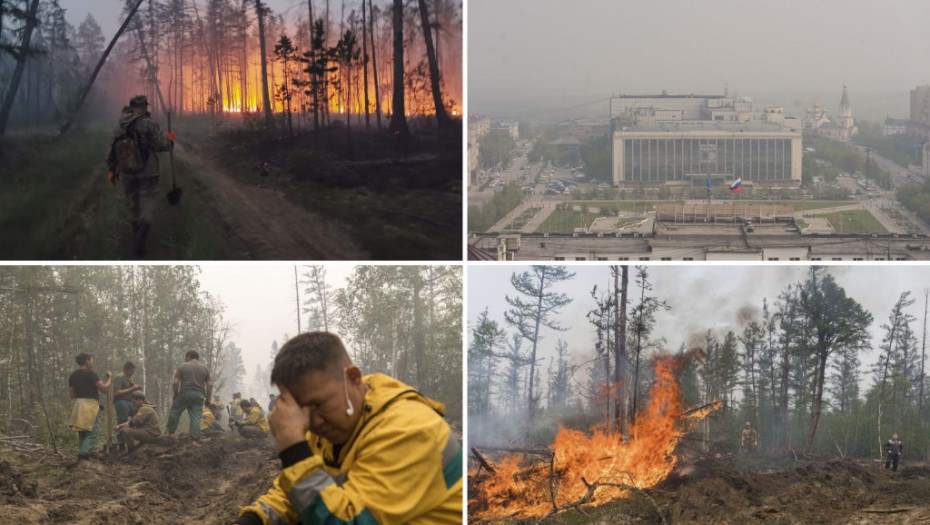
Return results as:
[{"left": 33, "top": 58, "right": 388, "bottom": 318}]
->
[
  {"left": 69, "top": 369, "right": 101, "bottom": 399},
  {"left": 175, "top": 360, "right": 211, "bottom": 395},
  {"left": 113, "top": 373, "right": 136, "bottom": 401}
]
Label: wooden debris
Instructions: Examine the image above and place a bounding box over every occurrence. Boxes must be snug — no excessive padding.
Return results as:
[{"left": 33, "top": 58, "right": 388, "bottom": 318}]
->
[{"left": 470, "top": 447, "right": 496, "bottom": 475}]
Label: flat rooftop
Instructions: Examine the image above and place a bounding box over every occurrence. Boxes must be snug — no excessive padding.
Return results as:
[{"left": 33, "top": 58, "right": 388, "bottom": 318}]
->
[{"left": 617, "top": 122, "right": 795, "bottom": 133}]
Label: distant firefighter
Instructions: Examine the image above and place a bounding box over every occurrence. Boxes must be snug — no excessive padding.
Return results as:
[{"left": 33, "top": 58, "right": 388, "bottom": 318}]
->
[
  {"left": 741, "top": 421, "right": 758, "bottom": 453},
  {"left": 885, "top": 433, "right": 903, "bottom": 472}
]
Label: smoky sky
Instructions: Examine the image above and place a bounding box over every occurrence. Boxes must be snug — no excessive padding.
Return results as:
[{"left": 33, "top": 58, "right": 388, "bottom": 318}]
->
[
  {"left": 467, "top": 264, "right": 930, "bottom": 389},
  {"left": 66, "top": 1, "right": 329, "bottom": 46},
  {"left": 469, "top": 0, "right": 930, "bottom": 120}
]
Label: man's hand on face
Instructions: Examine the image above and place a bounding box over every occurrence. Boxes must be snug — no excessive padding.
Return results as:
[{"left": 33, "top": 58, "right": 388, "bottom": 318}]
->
[{"left": 268, "top": 388, "right": 311, "bottom": 452}]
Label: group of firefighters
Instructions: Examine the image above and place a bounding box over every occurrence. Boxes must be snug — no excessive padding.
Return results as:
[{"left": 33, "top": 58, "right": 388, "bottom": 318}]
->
[
  {"left": 66, "top": 331, "right": 464, "bottom": 523},
  {"left": 67, "top": 350, "right": 271, "bottom": 458},
  {"left": 740, "top": 421, "right": 903, "bottom": 472}
]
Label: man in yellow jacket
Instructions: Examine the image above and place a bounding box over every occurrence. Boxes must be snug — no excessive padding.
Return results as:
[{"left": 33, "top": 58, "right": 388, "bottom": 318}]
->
[
  {"left": 232, "top": 332, "right": 462, "bottom": 525},
  {"left": 234, "top": 400, "right": 270, "bottom": 439}
]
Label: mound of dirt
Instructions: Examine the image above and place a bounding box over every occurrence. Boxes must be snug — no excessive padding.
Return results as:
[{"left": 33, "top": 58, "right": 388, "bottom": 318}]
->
[
  {"left": 0, "top": 438, "right": 280, "bottom": 525},
  {"left": 661, "top": 459, "right": 930, "bottom": 525}
]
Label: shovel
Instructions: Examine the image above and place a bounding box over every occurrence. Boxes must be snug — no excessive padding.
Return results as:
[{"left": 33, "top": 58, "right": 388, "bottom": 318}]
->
[{"left": 166, "top": 111, "right": 183, "bottom": 205}]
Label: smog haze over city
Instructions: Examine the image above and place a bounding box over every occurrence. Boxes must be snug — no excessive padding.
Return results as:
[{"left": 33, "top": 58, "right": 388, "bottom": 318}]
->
[{"left": 470, "top": 0, "right": 930, "bottom": 121}]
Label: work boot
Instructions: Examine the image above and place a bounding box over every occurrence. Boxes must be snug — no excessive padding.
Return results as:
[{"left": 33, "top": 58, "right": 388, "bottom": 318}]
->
[{"left": 132, "top": 220, "right": 150, "bottom": 258}]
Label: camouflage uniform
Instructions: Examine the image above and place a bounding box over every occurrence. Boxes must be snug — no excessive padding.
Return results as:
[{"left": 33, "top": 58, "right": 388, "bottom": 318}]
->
[{"left": 105, "top": 95, "right": 173, "bottom": 256}]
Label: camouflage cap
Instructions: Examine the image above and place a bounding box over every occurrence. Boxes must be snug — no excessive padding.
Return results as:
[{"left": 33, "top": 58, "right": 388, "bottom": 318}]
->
[{"left": 129, "top": 95, "right": 149, "bottom": 108}]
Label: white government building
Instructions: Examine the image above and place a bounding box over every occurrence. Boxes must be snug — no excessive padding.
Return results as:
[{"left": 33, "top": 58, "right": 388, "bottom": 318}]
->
[{"left": 610, "top": 93, "right": 803, "bottom": 189}]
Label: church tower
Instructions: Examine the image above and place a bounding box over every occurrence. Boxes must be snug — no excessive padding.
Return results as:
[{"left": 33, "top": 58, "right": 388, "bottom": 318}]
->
[{"left": 836, "top": 85, "right": 855, "bottom": 133}]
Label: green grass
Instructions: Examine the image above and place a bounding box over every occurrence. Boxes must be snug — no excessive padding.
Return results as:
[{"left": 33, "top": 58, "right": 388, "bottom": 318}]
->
[
  {"left": 796, "top": 219, "right": 809, "bottom": 229},
  {"left": 815, "top": 209, "right": 888, "bottom": 234},
  {"left": 537, "top": 208, "right": 614, "bottom": 233},
  {"left": 503, "top": 207, "right": 541, "bottom": 231},
  {"left": 0, "top": 126, "right": 230, "bottom": 259},
  {"left": 781, "top": 200, "right": 852, "bottom": 212},
  {"left": 614, "top": 217, "right": 645, "bottom": 229}
]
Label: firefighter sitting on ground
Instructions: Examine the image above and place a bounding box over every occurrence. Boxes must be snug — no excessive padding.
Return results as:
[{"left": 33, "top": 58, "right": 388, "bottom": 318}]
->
[
  {"left": 741, "top": 421, "right": 758, "bottom": 453},
  {"left": 113, "top": 391, "right": 161, "bottom": 452},
  {"left": 201, "top": 403, "right": 225, "bottom": 438},
  {"left": 234, "top": 400, "right": 270, "bottom": 439}
]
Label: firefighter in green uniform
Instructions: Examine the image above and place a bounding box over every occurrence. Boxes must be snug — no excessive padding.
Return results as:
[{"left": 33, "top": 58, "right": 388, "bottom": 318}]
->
[
  {"left": 114, "top": 391, "right": 161, "bottom": 452},
  {"left": 105, "top": 94, "right": 175, "bottom": 257},
  {"left": 112, "top": 361, "right": 143, "bottom": 452}
]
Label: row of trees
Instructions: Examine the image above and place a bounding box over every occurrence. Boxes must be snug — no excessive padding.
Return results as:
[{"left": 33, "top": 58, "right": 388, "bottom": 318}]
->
[
  {"left": 0, "top": 264, "right": 463, "bottom": 449},
  {"left": 469, "top": 266, "right": 930, "bottom": 460},
  {"left": 0, "top": 0, "right": 461, "bottom": 136},
  {"left": 283, "top": 265, "right": 462, "bottom": 422},
  {"left": 0, "top": 266, "right": 244, "bottom": 448}
]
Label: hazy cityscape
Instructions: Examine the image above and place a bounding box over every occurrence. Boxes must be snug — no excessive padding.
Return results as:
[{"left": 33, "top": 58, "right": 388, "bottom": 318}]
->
[{"left": 468, "top": 0, "right": 930, "bottom": 261}]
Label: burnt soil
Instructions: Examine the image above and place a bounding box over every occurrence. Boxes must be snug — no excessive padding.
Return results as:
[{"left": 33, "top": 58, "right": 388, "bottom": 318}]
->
[
  {"left": 472, "top": 457, "right": 930, "bottom": 525},
  {"left": 0, "top": 438, "right": 279, "bottom": 525}
]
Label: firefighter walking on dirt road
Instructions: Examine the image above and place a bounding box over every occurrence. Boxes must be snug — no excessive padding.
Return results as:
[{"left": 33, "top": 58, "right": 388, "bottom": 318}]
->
[
  {"left": 885, "top": 433, "right": 903, "bottom": 472},
  {"left": 232, "top": 332, "right": 462, "bottom": 525},
  {"left": 105, "top": 94, "right": 175, "bottom": 258}
]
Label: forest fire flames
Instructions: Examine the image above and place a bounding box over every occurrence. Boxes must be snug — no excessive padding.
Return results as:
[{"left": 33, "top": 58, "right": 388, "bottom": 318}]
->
[{"left": 471, "top": 353, "right": 721, "bottom": 520}]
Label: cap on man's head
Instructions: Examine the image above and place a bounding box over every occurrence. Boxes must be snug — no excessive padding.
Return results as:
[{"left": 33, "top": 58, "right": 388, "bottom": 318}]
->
[
  {"left": 130, "top": 391, "right": 146, "bottom": 400},
  {"left": 129, "top": 95, "right": 149, "bottom": 108}
]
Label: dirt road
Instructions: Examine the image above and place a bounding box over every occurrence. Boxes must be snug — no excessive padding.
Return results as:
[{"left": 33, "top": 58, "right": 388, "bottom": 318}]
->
[{"left": 175, "top": 142, "right": 368, "bottom": 260}]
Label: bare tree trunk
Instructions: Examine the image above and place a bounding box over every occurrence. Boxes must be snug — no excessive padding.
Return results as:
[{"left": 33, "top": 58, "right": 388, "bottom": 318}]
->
[
  {"left": 389, "top": 0, "right": 408, "bottom": 138},
  {"left": 55, "top": 0, "right": 146, "bottom": 135},
  {"left": 369, "top": 0, "right": 382, "bottom": 131},
  {"left": 362, "top": 0, "right": 370, "bottom": 130},
  {"left": 294, "top": 266, "right": 301, "bottom": 333},
  {"left": 255, "top": 0, "right": 273, "bottom": 123},
  {"left": 416, "top": 0, "right": 450, "bottom": 127},
  {"left": 0, "top": 0, "right": 40, "bottom": 134},
  {"left": 921, "top": 289, "right": 928, "bottom": 420},
  {"left": 614, "top": 265, "right": 628, "bottom": 436},
  {"left": 804, "top": 354, "right": 827, "bottom": 453}
]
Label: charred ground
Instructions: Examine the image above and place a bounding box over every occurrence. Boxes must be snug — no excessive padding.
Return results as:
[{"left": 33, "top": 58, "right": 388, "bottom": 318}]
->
[
  {"left": 0, "top": 437, "right": 278, "bottom": 525},
  {"left": 470, "top": 454, "right": 930, "bottom": 525}
]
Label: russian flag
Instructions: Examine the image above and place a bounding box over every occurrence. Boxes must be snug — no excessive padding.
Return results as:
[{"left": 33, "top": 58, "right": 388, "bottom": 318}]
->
[{"left": 730, "top": 178, "right": 743, "bottom": 193}]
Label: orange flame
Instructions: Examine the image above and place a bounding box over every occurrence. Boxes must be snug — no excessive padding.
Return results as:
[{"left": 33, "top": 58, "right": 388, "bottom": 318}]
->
[{"left": 472, "top": 354, "right": 719, "bottom": 519}]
